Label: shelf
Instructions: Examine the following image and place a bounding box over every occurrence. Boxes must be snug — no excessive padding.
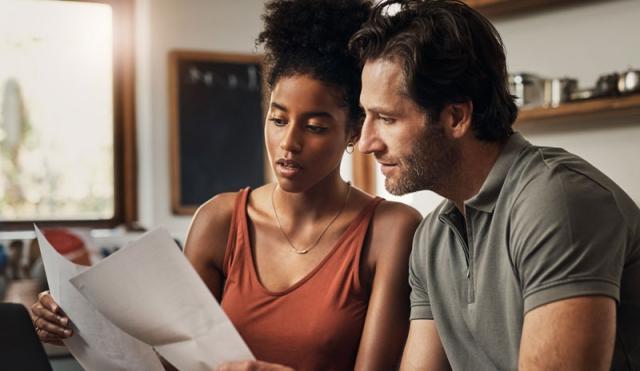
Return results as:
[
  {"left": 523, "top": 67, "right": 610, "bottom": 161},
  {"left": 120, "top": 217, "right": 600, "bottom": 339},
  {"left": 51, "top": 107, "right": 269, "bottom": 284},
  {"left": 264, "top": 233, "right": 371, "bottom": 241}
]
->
[
  {"left": 515, "top": 94, "right": 640, "bottom": 125},
  {"left": 464, "top": 0, "right": 585, "bottom": 18}
]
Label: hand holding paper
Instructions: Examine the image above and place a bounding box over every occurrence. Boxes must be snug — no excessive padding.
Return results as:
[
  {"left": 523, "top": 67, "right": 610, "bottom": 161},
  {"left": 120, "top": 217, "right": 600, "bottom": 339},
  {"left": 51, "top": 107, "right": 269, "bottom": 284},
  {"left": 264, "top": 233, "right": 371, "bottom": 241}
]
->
[
  {"left": 70, "top": 228, "right": 254, "bottom": 371},
  {"left": 35, "top": 226, "right": 164, "bottom": 371}
]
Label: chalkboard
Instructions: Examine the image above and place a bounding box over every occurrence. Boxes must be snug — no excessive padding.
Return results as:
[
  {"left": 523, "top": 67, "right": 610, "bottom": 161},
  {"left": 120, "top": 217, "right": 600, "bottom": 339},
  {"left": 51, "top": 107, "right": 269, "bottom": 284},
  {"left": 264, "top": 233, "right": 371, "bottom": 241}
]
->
[{"left": 169, "top": 51, "right": 266, "bottom": 215}]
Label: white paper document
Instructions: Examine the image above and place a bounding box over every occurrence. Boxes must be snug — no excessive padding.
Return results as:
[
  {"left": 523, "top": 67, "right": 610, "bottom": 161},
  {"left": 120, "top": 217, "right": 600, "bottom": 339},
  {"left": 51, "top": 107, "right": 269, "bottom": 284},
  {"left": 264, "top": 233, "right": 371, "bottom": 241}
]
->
[
  {"left": 34, "top": 225, "right": 164, "bottom": 371},
  {"left": 70, "top": 228, "right": 254, "bottom": 371}
]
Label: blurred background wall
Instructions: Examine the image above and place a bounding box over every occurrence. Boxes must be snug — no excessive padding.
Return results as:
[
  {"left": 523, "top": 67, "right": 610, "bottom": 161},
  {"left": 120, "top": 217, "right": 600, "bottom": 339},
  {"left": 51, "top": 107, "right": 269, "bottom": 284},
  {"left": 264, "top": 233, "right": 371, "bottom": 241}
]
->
[{"left": 135, "top": 0, "right": 640, "bottom": 238}]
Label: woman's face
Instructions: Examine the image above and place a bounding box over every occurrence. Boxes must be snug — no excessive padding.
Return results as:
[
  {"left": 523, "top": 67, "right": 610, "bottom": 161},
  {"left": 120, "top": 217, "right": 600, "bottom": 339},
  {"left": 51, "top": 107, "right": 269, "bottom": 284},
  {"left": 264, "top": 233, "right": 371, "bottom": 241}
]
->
[{"left": 265, "top": 74, "right": 351, "bottom": 192}]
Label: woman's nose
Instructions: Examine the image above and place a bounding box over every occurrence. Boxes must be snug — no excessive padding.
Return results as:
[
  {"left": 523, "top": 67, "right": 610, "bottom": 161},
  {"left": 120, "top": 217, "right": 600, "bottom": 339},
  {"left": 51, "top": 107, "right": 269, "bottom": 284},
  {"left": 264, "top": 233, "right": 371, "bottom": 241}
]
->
[{"left": 280, "top": 126, "right": 302, "bottom": 153}]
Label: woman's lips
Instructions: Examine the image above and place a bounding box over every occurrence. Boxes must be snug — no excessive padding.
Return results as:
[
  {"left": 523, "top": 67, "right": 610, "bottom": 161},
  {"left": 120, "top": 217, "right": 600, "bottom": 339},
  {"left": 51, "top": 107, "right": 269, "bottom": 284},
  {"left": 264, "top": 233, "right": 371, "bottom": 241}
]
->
[{"left": 276, "top": 159, "right": 303, "bottom": 178}]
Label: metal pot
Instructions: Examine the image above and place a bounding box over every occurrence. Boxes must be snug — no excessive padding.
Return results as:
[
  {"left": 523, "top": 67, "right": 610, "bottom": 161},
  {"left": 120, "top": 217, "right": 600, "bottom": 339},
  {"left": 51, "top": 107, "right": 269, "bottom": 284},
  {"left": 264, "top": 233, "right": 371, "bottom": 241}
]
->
[
  {"left": 618, "top": 69, "right": 640, "bottom": 94},
  {"left": 544, "top": 78, "right": 577, "bottom": 107},
  {"left": 595, "top": 72, "right": 620, "bottom": 97},
  {"left": 508, "top": 73, "right": 544, "bottom": 108}
]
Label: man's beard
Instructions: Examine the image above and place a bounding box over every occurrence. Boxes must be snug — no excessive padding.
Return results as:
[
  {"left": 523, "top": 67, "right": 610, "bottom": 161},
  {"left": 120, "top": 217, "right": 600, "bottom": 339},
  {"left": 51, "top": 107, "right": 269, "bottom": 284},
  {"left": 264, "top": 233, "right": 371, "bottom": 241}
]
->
[{"left": 385, "top": 122, "right": 458, "bottom": 196}]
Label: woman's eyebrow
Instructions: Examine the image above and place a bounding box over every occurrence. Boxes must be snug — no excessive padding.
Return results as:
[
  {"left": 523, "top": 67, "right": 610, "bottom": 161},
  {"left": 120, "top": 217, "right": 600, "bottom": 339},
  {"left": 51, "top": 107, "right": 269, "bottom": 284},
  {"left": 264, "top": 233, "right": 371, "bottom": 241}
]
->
[
  {"left": 270, "top": 101, "right": 288, "bottom": 112},
  {"left": 303, "top": 111, "right": 334, "bottom": 120},
  {"left": 271, "top": 101, "right": 335, "bottom": 121}
]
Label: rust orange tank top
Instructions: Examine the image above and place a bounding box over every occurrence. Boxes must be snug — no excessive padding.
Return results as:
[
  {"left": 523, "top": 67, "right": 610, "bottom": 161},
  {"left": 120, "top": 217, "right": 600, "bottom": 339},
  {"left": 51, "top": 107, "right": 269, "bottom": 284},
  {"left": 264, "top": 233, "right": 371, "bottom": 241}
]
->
[{"left": 221, "top": 188, "right": 383, "bottom": 371}]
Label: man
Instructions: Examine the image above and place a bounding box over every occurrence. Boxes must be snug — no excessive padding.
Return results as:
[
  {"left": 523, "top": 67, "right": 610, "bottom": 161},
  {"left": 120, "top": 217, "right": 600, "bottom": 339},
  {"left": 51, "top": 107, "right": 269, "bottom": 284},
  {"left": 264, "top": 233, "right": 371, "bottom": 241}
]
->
[{"left": 350, "top": 0, "right": 640, "bottom": 370}]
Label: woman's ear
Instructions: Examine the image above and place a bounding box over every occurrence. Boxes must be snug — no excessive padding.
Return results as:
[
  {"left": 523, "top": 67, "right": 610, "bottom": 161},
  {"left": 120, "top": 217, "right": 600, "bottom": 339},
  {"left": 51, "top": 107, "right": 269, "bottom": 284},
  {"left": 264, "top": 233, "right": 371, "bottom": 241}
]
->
[{"left": 348, "top": 122, "right": 363, "bottom": 144}]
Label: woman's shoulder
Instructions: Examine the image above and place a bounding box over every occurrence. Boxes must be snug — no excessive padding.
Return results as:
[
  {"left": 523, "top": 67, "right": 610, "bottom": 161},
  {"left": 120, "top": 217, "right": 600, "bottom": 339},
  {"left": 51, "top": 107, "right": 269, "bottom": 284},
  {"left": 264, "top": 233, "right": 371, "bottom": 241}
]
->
[
  {"left": 353, "top": 191, "right": 422, "bottom": 281},
  {"left": 364, "top": 196, "right": 422, "bottom": 264},
  {"left": 186, "top": 191, "right": 241, "bottom": 252},
  {"left": 196, "top": 184, "right": 272, "bottom": 218},
  {"left": 184, "top": 190, "right": 249, "bottom": 270},
  {"left": 194, "top": 191, "right": 242, "bottom": 225},
  {"left": 348, "top": 187, "right": 422, "bottom": 227},
  {"left": 373, "top": 198, "right": 423, "bottom": 229}
]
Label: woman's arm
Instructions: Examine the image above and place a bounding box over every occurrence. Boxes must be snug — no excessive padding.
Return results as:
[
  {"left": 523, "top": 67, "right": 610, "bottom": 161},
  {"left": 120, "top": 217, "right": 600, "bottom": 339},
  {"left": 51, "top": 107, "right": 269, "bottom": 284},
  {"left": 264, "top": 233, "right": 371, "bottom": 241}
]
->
[
  {"left": 148, "top": 192, "right": 241, "bottom": 371},
  {"left": 354, "top": 201, "right": 422, "bottom": 371},
  {"left": 183, "top": 192, "right": 237, "bottom": 301}
]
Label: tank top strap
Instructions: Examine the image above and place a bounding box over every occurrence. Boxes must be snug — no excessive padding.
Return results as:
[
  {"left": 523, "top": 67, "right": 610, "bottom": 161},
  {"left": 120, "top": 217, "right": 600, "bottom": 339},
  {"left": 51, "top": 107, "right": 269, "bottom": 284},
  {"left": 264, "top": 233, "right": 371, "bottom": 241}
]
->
[
  {"left": 339, "top": 196, "right": 385, "bottom": 292},
  {"left": 350, "top": 196, "right": 384, "bottom": 243},
  {"left": 222, "top": 187, "right": 251, "bottom": 276}
]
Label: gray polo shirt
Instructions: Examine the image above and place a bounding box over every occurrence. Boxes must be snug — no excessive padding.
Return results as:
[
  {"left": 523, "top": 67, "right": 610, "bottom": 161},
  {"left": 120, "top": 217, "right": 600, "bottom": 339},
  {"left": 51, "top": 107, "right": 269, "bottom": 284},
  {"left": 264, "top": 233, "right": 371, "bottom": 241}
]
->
[{"left": 409, "top": 132, "right": 640, "bottom": 370}]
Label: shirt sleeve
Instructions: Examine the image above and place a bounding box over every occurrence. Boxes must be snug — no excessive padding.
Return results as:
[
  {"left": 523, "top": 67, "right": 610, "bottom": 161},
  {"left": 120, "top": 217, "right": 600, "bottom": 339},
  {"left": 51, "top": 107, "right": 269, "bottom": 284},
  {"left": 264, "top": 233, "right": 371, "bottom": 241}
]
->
[
  {"left": 511, "top": 165, "right": 625, "bottom": 314},
  {"left": 409, "top": 221, "right": 434, "bottom": 320}
]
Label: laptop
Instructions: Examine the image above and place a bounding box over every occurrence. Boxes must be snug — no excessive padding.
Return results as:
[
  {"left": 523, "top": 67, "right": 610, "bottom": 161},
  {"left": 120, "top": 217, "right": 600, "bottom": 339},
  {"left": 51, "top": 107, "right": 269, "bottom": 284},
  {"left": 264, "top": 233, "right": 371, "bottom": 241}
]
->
[{"left": 0, "top": 303, "right": 53, "bottom": 370}]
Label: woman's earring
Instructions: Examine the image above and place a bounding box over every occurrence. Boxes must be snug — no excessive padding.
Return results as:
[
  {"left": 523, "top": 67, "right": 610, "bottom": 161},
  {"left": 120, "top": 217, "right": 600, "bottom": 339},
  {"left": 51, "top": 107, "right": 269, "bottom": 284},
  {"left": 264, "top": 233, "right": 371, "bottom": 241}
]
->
[{"left": 346, "top": 142, "right": 355, "bottom": 154}]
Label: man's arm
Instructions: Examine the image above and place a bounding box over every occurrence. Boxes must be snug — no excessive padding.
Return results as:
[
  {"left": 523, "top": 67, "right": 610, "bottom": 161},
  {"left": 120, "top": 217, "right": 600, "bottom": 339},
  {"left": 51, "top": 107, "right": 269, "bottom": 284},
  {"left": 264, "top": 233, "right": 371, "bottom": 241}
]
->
[
  {"left": 400, "top": 320, "right": 450, "bottom": 371},
  {"left": 511, "top": 168, "right": 624, "bottom": 370},
  {"left": 519, "top": 296, "right": 616, "bottom": 371}
]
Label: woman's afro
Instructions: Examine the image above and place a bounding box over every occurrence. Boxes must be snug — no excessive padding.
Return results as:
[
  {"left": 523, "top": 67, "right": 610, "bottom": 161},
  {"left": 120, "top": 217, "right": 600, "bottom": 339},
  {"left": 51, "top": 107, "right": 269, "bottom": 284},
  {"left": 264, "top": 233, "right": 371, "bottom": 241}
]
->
[{"left": 257, "top": 0, "right": 372, "bottom": 125}]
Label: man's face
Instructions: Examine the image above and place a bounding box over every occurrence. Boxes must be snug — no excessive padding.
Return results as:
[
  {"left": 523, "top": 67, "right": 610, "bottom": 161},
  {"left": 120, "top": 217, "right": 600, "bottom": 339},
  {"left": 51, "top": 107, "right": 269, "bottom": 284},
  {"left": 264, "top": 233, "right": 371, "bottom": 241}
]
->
[{"left": 359, "top": 59, "right": 458, "bottom": 195}]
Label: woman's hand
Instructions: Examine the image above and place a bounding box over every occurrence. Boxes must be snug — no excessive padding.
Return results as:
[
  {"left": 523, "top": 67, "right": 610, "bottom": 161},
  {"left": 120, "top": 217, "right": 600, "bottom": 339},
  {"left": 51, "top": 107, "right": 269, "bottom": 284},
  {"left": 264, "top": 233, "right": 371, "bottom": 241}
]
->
[
  {"left": 215, "top": 360, "right": 294, "bottom": 371},
  {"left": 30, "top": 290, "right": 73, "bottom": 345}
]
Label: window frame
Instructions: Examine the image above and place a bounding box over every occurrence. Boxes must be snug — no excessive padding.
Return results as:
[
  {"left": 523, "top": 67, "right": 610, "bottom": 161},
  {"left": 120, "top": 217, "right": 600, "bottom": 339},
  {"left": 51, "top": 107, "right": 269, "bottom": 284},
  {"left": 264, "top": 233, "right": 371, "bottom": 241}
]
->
[{"left": 1, "top": 0, "right": 138, "bottom": 231}]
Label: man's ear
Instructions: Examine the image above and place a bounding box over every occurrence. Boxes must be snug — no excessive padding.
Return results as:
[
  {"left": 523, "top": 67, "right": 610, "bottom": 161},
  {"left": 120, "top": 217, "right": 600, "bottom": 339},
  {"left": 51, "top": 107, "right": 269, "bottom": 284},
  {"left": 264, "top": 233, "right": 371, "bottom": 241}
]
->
[{"left": 441, "top": 101, "right": 473, "bottom": 139}]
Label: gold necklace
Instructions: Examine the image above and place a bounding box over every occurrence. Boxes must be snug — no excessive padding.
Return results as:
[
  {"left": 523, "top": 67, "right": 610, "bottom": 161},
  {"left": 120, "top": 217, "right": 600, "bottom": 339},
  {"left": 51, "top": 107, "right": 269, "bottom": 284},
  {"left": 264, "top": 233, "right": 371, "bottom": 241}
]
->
[{"left": 271, "top": 182, "right": 352, "bottom": 254}]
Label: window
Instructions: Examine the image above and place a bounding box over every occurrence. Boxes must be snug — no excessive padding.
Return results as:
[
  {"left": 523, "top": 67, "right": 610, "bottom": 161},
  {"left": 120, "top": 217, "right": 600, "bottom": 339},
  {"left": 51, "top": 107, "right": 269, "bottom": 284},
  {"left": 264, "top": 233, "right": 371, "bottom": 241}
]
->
[{"left": 0, "top": 0, "right": 136, "bottom": 230}]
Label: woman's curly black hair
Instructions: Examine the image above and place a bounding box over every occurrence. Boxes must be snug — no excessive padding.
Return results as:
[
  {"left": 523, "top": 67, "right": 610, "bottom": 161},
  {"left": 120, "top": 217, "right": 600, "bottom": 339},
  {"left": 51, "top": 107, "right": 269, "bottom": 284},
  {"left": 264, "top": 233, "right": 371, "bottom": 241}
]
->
[{"left": 257, "top": 0, "right": 372, "bottom": 130}]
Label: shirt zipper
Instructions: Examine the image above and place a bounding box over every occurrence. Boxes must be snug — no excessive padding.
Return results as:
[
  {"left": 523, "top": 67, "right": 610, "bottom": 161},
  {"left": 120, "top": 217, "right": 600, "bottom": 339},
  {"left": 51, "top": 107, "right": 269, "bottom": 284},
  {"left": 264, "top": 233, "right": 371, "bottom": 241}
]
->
[{"left": 440, "top": 217, "right": 471, "bottom": 278}]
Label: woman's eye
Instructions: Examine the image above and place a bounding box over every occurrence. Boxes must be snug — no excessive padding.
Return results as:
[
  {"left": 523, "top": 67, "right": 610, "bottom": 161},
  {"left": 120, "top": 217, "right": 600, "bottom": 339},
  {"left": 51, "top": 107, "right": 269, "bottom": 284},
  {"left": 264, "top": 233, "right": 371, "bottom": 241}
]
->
[
  {"left": 306, "top": 125, "right": 328, "bottom": 134},
  {"left": 269, "top": 117, "right": 286, "bottom": 126}
]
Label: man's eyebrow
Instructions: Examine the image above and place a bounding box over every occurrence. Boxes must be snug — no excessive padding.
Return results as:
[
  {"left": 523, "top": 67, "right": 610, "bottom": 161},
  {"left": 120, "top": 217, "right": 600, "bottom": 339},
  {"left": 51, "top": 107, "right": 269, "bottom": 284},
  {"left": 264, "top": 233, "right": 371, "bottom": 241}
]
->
[{"left": 363, "top": 105, "right": 397, "bottom": 116}]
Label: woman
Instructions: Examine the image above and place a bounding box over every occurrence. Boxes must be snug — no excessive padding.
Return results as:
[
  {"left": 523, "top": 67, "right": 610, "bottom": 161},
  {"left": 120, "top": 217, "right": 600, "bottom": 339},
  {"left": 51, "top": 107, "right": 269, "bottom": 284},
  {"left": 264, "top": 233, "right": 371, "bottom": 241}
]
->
[{"left": 31, "top": 1, "right": 422, "bottom": 370}]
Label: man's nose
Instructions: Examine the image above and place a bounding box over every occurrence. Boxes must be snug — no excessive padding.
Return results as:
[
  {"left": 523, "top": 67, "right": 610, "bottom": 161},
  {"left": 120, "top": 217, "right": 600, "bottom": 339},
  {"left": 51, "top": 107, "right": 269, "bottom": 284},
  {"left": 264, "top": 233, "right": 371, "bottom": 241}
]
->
[{"left": 358, "top": 116, "right": 385, "bottom": 155}]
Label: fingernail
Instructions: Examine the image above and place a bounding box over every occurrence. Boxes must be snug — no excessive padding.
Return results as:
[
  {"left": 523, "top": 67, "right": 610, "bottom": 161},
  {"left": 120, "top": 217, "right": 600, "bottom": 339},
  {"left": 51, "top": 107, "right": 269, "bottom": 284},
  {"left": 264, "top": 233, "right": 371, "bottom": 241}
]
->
[
  {"left": 60, "top": 317, "right": 68, "bottom": 326},
  {"left": 64, "top": 330, "right": 72, "bottom": 336}
]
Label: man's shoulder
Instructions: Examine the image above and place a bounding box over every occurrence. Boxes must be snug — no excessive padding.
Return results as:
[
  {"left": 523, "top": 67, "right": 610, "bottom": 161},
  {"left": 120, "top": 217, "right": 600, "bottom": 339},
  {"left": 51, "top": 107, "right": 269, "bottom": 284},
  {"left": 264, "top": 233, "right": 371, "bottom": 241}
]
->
[
  {"left": 506, "top": 144, "right": 624, "bottom": 209},
  {"left": 506, "top": 144, "right": 640, "bottom": 244},
  {"left": 509, "top": 144, "right": 590, "bottom": 186}
]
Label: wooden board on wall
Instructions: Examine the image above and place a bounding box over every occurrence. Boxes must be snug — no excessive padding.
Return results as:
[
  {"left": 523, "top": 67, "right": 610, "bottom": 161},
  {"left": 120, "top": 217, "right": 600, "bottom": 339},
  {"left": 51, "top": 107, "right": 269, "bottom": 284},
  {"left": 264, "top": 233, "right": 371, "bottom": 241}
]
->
[
  {"left": 169, "top": 51, "right": 266, "bottom": 215},
  {"left": 463, "top": 0, "right": 589, "bottom": 18}
]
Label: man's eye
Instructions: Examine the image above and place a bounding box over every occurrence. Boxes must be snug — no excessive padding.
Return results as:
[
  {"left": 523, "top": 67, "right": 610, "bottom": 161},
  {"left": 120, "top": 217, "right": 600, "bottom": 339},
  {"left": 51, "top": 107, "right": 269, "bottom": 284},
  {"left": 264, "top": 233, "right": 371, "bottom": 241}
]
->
[
  {"left": 269, "top": 117, "right": 286, "bottom": 126},
  {"left": 379, "top": 115, "right": 394, "bottom": 124},
  {"left": 306, "top": 125, "right": 328, "bottom": 134}
]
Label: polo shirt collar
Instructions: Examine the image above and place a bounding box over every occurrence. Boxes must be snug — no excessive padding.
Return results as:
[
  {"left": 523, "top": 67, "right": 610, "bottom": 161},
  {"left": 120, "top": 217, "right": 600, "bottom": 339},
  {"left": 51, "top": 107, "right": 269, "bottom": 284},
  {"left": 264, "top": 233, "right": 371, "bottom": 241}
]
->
[{"left": 463, "top": 132, "right": 531, "bottom": 213}]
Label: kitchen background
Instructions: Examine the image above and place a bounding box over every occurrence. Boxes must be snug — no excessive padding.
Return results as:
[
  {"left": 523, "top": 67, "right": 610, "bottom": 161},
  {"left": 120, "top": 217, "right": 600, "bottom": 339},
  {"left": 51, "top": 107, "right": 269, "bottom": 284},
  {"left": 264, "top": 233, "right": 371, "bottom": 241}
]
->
[{"left": 135, "top": 0, "right": 640, "bottom": 238}]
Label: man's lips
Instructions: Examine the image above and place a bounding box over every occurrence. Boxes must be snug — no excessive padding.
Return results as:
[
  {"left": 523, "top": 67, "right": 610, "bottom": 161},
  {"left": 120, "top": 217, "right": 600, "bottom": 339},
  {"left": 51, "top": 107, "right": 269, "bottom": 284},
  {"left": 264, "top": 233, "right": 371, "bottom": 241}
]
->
[
  {"left": 376, "top": 159, "right": 398, "bottom": 176},
  {"left": 376, "top": 157, "right": 397, "bottom": 167}
]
